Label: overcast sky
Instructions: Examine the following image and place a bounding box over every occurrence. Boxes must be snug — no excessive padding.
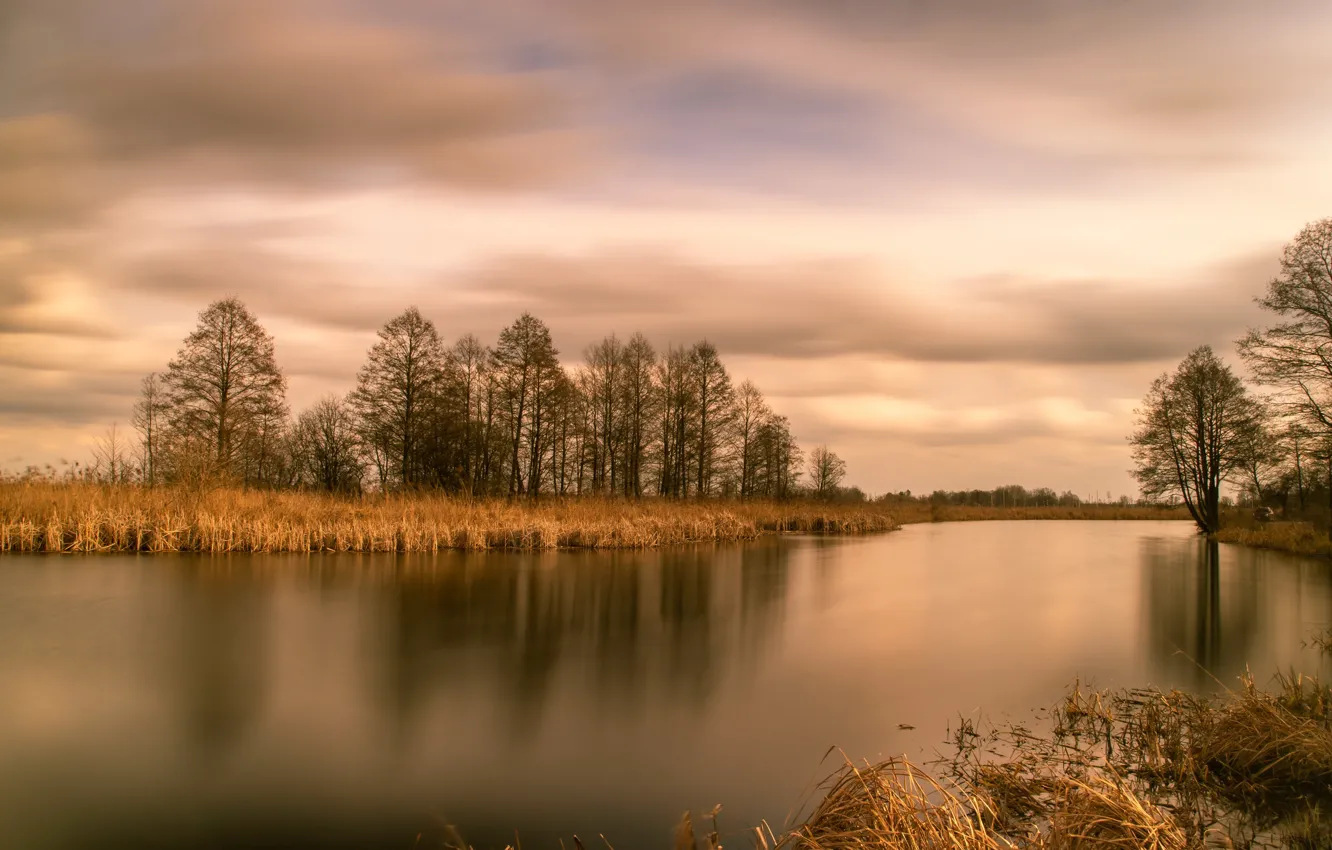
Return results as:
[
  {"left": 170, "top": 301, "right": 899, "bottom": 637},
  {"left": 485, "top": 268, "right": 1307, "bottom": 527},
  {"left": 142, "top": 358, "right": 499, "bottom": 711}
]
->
[{"left": 3, "top": 0, "right": 1330, "bottom": 496}]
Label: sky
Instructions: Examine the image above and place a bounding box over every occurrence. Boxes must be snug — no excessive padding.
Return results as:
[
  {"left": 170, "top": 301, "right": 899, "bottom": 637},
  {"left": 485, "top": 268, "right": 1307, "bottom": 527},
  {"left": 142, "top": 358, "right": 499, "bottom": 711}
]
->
[{"left": 3, "top": 0, "right": 1331, "bottom": 497}]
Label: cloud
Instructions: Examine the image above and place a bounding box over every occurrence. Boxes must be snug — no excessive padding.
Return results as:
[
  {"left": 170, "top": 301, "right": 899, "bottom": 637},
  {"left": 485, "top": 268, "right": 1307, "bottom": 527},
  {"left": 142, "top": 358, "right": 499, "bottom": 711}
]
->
[
  {"left": 0, "top": 114, "right": 103, "bottom": 226},
  {"left": 0, "top": 365, "right": 141, "bottom": 425},
  {"left": 1, "top": 0, "right": 587, "bottom": 218},
  {"left": 107, "top": 242, "right": 1275, "bottom": 367}
]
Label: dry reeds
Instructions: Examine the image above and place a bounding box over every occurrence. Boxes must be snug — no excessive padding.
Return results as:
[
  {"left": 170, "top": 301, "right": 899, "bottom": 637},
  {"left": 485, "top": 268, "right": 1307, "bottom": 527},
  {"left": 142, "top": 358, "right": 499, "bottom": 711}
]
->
[
  {"left": 1194, "top": 673, "right": 1332, "bottom": 812},
  {"left": 0, "top": 483, "right": 900, "bottom": 554},
  {"left": 1213, "top": 523, "right": 1332, "bottom": 557},
  {"left": 779, "top": 757, "right": 1006, "bottom": 850}
]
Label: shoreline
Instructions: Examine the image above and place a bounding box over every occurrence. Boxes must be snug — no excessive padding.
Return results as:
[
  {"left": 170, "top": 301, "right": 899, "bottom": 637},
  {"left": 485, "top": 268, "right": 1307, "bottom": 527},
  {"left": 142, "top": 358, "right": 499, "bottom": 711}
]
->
[{"left": 0, "top": 484, "right": 1191, "bottom": 555}]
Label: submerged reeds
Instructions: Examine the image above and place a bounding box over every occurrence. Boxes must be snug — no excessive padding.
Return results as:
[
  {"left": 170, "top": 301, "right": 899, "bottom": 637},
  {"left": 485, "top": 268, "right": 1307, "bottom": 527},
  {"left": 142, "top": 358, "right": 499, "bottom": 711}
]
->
[{"left": 0, "top": 483, "right": 900, "bottom": 554}]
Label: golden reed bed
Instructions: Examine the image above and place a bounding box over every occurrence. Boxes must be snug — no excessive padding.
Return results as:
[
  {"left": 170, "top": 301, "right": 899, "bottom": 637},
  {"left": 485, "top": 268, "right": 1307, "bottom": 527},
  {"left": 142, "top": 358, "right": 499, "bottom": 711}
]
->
[
  {"left": 1214, "top": 522, "right": 1332, "bottom": 557},
  {"left": 0, "top": 484, "right": 901, "bottom": 553}
]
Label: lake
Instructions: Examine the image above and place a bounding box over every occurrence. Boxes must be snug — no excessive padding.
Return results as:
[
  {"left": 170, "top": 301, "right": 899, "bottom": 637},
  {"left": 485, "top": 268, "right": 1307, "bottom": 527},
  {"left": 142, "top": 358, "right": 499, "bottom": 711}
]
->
[{"left": 1, "top": 521, "right": 1329, "bottom": 849}]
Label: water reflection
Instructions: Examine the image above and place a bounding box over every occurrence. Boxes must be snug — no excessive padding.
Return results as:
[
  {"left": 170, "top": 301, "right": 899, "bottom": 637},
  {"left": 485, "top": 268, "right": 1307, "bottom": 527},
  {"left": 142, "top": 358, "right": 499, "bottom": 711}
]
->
[
  {"left": 1142, "top": 536, "right": 1283, "bottom": 688},
  {"left": 376, "top": 540, "right": 792, "bottom": 742},
  {"left": 169, "top": 566, "right": 270, "bottom": 759},
  {"left": 3, "top": 525, "right": 1330, "bottom": 850}
]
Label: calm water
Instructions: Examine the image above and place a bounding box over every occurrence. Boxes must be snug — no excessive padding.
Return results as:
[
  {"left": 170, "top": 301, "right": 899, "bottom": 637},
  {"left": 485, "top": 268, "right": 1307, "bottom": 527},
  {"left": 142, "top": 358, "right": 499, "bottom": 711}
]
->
[{"left": 2, "top": 521, "right": 1330, "bottom": 849}]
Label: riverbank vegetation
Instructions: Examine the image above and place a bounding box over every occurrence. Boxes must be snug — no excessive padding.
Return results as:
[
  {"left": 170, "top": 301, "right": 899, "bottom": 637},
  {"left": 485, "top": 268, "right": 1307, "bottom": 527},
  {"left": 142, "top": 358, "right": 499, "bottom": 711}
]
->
[
  {"left": 0, "top": 483, "right": 1194, "bottom": 554},
  {"left": 0, "top": 484, "right": 902, "bottom": 553},
  {"left": 663, "top": 671, "right": 1332, "bottom": 850}
]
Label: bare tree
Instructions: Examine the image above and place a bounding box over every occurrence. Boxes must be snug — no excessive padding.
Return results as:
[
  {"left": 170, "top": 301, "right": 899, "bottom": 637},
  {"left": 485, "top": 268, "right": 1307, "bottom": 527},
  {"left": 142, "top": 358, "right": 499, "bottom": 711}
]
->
[
  {"left": 656, "top": 345, "right": 695, "bottom": 498},
  {"left": 580, "top": 334, "right": 623, "bottom": 494},
  {"left": 1130, "top": 346, "right": 1264, "bottom": 533},
  {"left": 807, "top": 445, "right": 846, "bottom": 500},
  {"left": 451, "top": 334, "right": 488, "bottom": 493},
  {"left": 754, "top": 414, "right": 802, "bottom": 499},
  {"left": 163, "top": 297, "right": 288, "bottom": 477},
  {"left": 491, "top": 313, "right": 561, "bottom": 498},
  {"left": 292, "top": 396, "right": 363, "bottom": 492},
  {"left": 734, "top": 380, "right": 771, "bottom": 498},
  {"left": 690, "top": 341, "right": 735, "bottom": 497},
  {"left": 619, "top": 332, "right": 657, "bottom": 497},
  {"left": 1238, "top": 217, "right": 1332, "bottom": 532},
  {"left": 91, "top": 423, "right": 133, "bottom": 484},
  {"left": 349, "top": 307, "right": 445, "bottom": 490},
  {"left": 1232, "top": 407, "right": 1287, "bottom": 508},
  {"left": 131, "top": 372, "right": 166, "bottom": 486}
]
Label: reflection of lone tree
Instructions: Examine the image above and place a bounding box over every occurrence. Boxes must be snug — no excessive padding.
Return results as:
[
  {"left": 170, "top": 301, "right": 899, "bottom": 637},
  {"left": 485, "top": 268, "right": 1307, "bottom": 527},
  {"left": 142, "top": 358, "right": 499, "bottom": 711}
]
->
[
  {"left": 807, "top": 445, "right": 847, "bottom": 501},
  {"left": 1130, "top": 346, "right": 1263, "bottom": 533}
]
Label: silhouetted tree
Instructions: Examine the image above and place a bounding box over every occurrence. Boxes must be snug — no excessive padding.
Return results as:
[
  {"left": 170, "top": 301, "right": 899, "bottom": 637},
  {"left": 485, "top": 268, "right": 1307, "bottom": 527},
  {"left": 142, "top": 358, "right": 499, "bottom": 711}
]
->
[
  {"left": 1238, "top": 218, "right": 1332, "bottom": 533},
  {"left": 656, "top": 345, "right": 695, "bottom": 498},
  {"left": 619, "top": 332, "right": 657, "bottom": 497},
  {"left": 131, "top": 372, "right": 166, "bottom": 486},
  {"left": 1130, "top": 346, "right": 1264, "bottom": 533},
  {"left": 689, "top": 341, "right": 735, "bottom": 496},
  {"left": 807, "top": 445, "right": 847, "bottom": 500},
  {"left": 491, "top": 313, "right": 561, "bottom": 498},
  {"left": 292, "top": 396, "right": 363, "bottom": 492},
  {"left": 734, "top": 380, "right": 770, "bottom": 498}
]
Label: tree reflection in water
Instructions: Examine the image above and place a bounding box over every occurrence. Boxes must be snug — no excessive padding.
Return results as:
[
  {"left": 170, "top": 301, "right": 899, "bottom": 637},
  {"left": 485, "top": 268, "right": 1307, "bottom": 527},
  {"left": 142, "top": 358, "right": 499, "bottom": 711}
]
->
[
  {"left": 1142, "top": 537, "right": 1263, "bottom": 689},
  {"left": 377, "top": 540, "right": 793, "bottom": 742}
]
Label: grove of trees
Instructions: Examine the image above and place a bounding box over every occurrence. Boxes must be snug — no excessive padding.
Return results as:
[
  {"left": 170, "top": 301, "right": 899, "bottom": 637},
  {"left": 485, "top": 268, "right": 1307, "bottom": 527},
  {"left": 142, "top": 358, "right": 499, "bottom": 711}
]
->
[{"left": 113, "top": 302, "right": 854, "bottom": 500}]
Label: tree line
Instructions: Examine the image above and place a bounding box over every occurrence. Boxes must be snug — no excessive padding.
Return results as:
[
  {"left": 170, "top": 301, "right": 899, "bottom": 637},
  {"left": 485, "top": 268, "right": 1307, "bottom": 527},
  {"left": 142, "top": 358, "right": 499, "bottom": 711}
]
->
[
  {"left": 113, "top": 302, "right": 853, "bottom": 500},
  {"left": 1130, "top": 217, "right": 1332, "bottom": 534},
  {"left": 885, "top": 486, "right": 1134, "bottom": 508}
]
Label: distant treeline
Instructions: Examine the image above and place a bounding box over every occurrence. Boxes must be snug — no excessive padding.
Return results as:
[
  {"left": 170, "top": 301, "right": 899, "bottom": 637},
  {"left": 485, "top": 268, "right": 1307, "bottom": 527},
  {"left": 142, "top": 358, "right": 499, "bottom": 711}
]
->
[
  {"left": 52, "top": 299, "right": 859, "bottom": 500},
  {"left": 876, "top": 486, "right": 1141, "bottom": 508}
]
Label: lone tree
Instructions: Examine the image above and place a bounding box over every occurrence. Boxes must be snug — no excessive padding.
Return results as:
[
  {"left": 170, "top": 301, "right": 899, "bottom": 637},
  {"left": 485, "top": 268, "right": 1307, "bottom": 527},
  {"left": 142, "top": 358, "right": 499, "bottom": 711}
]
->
[
  {"left": 163, "top": 297, "right": 287, "bottom": 477},
  {"left": 1238, "top": 217, "right": 1332, "bottom": 533},
  {"left": 807, "top": 445, "right": 847, "bottom": 501},
  {"left": 1129, "top": 346, "right": 1263, "bottom": 533}
]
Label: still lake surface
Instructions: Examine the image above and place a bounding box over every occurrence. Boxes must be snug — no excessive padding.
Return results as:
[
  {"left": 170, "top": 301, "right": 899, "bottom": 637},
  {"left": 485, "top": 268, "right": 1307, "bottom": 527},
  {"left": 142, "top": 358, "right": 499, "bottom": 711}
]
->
[{"left": 2, "top": 520, "right": 1330, "bottom": 849}]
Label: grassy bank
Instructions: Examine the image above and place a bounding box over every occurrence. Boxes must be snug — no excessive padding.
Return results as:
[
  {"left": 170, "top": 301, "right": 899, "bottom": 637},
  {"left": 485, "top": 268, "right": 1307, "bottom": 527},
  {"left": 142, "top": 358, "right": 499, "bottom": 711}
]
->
[
  {"left": 0, "top": 485, "right": 1197, "bottom": 554},
  {"left": 1214, "top": 522, "right": 1332, "bottom": 557},
  {"left": 0, "top": 484, "right": 901, "bottom": 553}
]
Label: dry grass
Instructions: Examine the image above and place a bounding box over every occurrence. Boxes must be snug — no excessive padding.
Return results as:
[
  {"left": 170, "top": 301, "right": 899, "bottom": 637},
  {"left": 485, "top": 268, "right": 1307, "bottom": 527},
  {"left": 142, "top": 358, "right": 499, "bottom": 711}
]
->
[
  {"left": 776, "top": 757, "right": 1007, "bottom": 850},
  {"left": 1213, "top": 522, "right": 1332, "bottom": 557},
  {"left": 0, "top": 483, "right": 901, "bottom": 553}
]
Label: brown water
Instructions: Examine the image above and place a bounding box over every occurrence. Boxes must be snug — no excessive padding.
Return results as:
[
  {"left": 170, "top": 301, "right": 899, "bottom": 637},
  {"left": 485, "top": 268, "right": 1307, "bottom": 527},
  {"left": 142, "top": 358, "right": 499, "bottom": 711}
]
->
[{"left": 1, "top": 521, "right": 1329, "bottom": 849}]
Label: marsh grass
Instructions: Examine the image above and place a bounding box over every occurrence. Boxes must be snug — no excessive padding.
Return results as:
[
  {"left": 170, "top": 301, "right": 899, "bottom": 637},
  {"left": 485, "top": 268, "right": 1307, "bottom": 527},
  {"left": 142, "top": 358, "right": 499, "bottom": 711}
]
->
[
  {"left": 1213, "top": 523, "right": 1332, "bottom": 557},
  {"left": 0, "top": 483, "right": 900, "bottom": 553}
]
